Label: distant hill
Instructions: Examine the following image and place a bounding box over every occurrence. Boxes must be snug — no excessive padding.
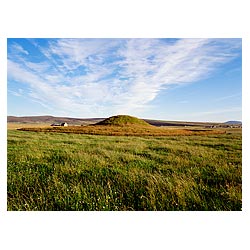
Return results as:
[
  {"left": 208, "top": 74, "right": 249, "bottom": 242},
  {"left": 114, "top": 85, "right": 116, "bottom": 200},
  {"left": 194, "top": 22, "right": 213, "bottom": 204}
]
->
[
  {"left": 96, "top": 115, "right": 151, "bottom": 126},
  {"left": 8, "top": 115, "right": 223, "bottom": 127},
  {"left": 224, "top": 121, "right": 242, "bottom": 125},
  {"left": 7, "top": 115, "right": 104, "bottom": 125}
]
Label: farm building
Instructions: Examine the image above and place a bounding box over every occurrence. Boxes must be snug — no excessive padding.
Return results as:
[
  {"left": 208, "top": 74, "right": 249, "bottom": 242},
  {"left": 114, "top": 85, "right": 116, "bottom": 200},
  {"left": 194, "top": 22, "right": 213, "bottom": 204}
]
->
[
  {"left": 61, "top": 122, "right": 68, "bottom": 126},
  {"left": 51, "top": 122, "right": 68, "bottom": 126}
]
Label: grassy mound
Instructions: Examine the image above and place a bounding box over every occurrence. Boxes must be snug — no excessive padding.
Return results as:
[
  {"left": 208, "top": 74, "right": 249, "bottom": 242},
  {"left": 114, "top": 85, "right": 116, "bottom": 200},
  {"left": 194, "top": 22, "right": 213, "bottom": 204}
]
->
[{"left": 96, "top": 115, "right": 150, "bottom": 126}]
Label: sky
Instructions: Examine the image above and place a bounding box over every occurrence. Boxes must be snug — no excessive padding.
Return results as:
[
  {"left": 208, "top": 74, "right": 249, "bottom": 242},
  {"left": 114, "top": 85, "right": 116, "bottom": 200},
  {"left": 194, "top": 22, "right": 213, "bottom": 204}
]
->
[{"left": 7, "top": 38, "right": 242, "bottom": 122}]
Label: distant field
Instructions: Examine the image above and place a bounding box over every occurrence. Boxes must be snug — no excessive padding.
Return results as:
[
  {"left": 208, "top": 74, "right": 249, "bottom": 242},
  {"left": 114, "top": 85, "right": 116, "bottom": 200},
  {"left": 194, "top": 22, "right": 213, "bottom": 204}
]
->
[
  {"left": 7, "top": 122, "right": 51, "bottom": 130},
  {"left": 7, "top": 128, "right": 242, "bottom": 211},
  {"left": 18, "top": 124, "right": 225, "bottom": 136}
]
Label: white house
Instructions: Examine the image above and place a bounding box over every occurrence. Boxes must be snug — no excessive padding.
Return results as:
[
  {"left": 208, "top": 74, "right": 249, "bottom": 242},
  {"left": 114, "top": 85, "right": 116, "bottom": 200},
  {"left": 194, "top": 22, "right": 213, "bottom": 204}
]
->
[{"left": 61, "top": 122, "right": 68, "bottom": 126}]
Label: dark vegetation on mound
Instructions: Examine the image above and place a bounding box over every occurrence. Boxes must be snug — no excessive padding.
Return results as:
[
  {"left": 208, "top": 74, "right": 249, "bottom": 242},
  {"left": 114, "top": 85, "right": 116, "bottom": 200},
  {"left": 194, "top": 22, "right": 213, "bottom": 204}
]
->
[{"left": 96, "top": 115, "right": 151, "bottom": 127}]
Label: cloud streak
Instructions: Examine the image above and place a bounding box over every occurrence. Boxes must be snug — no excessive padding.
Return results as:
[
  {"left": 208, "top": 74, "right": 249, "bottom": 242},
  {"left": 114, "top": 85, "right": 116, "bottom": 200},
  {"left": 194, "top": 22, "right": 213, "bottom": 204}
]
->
[{"left": 7, "top": 38, "right": 241, "bottom": 117}]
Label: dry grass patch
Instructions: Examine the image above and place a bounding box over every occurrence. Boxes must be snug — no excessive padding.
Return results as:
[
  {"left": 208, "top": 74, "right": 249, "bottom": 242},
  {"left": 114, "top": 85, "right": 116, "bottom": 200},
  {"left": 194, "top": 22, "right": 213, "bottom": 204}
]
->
[
  {"left": 18, "top": 124, "right": 225, "bottom": 136},
  {"left": 8, "top": 123, "right": 50, "bottom": 130}
]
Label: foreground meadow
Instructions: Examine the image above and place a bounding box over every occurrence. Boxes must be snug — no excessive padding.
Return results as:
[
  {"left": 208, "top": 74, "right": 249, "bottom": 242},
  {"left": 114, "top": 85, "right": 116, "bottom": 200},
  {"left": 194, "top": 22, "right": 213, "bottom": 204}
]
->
[{"left": 7, "top": 129, "right": 242, "bottom": 211}]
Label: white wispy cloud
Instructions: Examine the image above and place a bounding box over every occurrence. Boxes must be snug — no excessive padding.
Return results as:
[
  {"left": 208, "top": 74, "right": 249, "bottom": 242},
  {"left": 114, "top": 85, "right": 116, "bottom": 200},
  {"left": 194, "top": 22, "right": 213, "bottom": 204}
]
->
[
  {"left": 10, "top": 43, "right": 29, "bottom": 55},
  {"left": 188, "top": 107, "right": 242, "bottom": 117},
  {"left": 164, "top": 106, "right": 242, "bottom": 122},
  {"left": 214, "top": 93, "right": 242, "bottom": 102},
  {"left": 7, "top": 38, "right": 241, "bottom": 117}
]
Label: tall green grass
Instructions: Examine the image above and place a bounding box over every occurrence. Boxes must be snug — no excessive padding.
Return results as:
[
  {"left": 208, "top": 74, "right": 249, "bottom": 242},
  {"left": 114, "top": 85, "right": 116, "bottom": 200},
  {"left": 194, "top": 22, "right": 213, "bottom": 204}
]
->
[{"left": 7, "top": 129, "right": 242, "bottom": 210}]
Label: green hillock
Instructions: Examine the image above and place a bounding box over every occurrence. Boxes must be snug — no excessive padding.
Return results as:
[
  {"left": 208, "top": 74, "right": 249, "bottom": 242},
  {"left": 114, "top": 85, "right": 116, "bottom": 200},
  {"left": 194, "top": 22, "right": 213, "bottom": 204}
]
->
[{"left": 96, "top": 115, "right": 151, "bottom": 126}]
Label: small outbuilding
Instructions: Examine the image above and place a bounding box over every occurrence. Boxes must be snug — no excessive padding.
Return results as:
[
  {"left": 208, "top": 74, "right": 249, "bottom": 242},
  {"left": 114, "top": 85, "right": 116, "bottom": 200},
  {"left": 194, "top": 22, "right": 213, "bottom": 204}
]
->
[{"left": 61, "top": 122, "right": 68, "bottom": 126}]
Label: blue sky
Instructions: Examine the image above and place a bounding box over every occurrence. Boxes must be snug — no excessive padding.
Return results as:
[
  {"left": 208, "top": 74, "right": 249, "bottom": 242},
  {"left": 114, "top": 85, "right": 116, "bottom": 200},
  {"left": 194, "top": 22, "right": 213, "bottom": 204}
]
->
[{"left": 7, "top": 38, "right": 242, "bottom": 122}]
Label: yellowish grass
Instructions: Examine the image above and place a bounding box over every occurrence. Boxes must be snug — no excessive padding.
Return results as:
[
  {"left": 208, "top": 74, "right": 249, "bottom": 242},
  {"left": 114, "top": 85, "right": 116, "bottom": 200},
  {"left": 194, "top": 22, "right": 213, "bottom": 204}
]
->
[
  {"left": 8, "top": 123, "right": 51, "bottom": 130},
  {"left": 18, "top": 124, "right": 226, "bottom": 136}
]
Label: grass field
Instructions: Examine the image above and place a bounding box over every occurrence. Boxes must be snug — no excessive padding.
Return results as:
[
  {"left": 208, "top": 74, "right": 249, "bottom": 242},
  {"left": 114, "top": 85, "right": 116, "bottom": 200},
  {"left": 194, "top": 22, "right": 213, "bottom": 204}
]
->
[
  {"left": 18, "top": 124, "right": 225, "bottom": 136},
  {"left": 7, "top": 127, "right": 242, "bottom": 211}
]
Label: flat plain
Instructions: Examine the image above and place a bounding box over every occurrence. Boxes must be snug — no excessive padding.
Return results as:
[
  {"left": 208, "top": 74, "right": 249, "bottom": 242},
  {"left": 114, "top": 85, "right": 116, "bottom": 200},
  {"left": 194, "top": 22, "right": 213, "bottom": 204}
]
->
[{"left": 7, "top": 122, "right": 242, "bottom": 211}]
